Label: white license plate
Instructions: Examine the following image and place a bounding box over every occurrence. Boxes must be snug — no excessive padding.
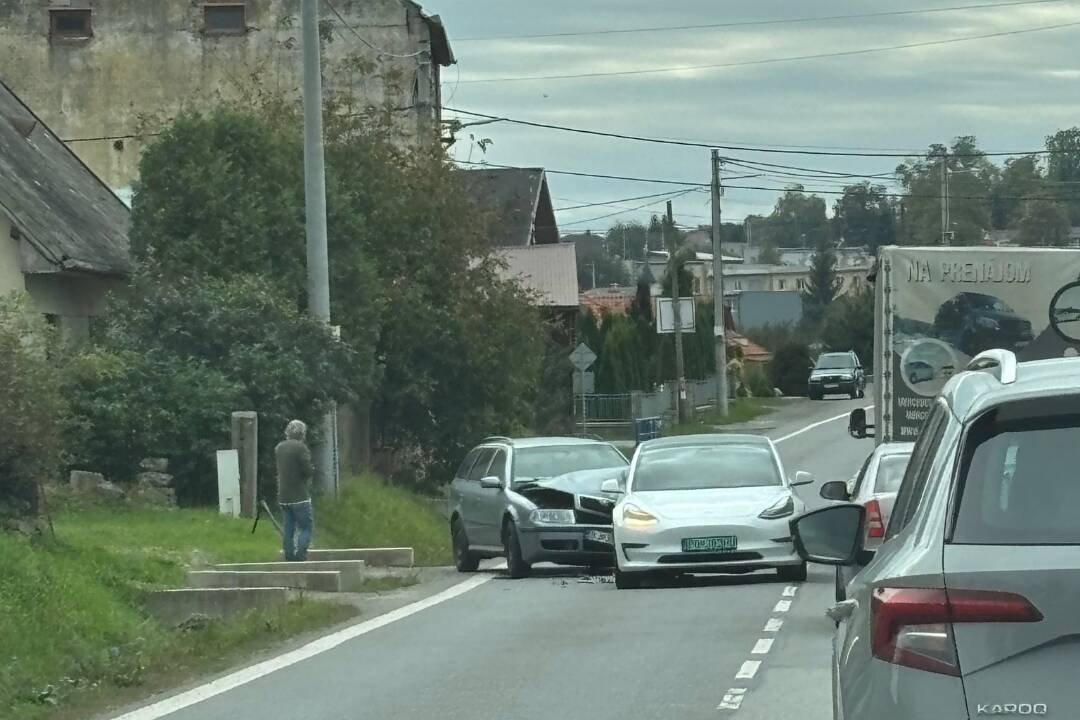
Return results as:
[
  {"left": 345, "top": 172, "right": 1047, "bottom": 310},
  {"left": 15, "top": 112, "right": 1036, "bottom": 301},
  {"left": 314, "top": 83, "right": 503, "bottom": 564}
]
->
[
  {"left": 585, "top": 529, "right": 613, "bottom": 545},
  {"left": 824, "top": 384, "right": 839, "bottom": 389}
]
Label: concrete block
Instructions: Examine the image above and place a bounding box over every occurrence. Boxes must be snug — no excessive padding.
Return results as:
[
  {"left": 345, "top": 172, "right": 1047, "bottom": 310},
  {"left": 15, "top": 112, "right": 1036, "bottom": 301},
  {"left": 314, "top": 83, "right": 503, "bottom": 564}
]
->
[
  {"left": 282, "top": 547, "right": 414, "bottom": 567},
  {"left": 187, "top": 570, "right": 342, "bottom": 593},
  {"left": 146, "top": 587, "right": 298, "bottom": 627},
  {"left": 213, "top": 561, "right": 367, "bottom": 591},
  {"left": 70, "top": 470, "right": 106, "bottom": 493}
]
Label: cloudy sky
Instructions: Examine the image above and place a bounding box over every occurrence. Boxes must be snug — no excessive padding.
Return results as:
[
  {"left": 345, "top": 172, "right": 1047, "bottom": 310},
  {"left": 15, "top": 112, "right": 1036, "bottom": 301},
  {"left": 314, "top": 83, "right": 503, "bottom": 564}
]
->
[{"left": 428, "top": 0, "right": 1080, "bottom": 234}]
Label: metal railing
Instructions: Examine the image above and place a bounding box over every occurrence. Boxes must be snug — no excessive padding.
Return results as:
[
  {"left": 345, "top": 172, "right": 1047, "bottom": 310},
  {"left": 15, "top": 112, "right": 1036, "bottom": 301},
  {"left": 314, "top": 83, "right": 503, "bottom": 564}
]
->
[{"left": 577, "top": 393, "right": 634, "bottom": 422}]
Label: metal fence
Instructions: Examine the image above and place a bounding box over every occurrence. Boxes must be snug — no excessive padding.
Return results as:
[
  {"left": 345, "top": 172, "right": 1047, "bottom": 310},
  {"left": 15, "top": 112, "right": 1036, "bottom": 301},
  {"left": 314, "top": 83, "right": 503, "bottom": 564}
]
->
[{"left": 577, "top": 393, "right": 633, "bottom": 422}]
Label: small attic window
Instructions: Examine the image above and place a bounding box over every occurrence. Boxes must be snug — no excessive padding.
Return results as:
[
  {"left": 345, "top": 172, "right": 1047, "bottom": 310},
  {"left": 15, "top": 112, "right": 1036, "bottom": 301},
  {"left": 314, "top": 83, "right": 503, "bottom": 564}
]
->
[
  {"left": 204, "top": 4, "right": 247, "bottom": 34},
  {"left": 50, "top": 9, "right": 92, "bottom": 40}
]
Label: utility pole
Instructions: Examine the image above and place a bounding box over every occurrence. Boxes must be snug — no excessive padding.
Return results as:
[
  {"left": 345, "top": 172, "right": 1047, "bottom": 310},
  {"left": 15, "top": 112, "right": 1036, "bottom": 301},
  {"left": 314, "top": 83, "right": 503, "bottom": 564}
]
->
[
  {"left": 940, "top": 149, "right": 950, "bottom": 246},
  {"left": 591, "top": 262, "right": 597, "bottom": 290},
  {"left": 667, "top": 201, "right": 689, "bottom": 423},
  {"left": 301, "top": 0, "right": 336, "bottom": 497},
  {"left": 711, "top": 151, "right": 730, "bottom": 417}
]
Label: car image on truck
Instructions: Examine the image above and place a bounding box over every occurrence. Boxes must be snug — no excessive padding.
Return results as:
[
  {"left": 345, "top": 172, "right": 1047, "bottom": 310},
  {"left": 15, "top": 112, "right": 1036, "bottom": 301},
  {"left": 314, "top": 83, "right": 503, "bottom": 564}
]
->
[{"left": 933, "top": 291, "right": 1034, "bottom": 357}]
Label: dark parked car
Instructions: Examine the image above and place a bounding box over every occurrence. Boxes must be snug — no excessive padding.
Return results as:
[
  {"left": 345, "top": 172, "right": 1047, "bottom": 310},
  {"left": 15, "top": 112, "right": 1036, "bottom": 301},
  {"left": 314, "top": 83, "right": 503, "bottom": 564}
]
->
[
  {"left": 449, "top": 437, "right": 629, "bottom": 578},
  {"left": 933, "top": 291, "right": 1033, "bottom": 357},
  {"left": 807, "top": 351, "right": 865, "bottom": 400}
]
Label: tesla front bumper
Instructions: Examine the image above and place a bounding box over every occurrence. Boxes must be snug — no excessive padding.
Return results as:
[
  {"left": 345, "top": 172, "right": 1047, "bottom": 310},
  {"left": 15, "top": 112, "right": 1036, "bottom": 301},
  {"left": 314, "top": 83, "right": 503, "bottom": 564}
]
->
[{"left": 616, "top": 518, "right": 801, "bottom": 574}]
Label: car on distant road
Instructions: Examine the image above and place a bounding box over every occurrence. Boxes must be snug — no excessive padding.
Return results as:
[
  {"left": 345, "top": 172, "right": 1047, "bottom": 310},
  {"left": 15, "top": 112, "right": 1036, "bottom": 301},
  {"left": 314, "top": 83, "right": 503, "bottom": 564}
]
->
[
  {"left": 807, "top": 351, "right": 866, "bottom": 400},
  {"left": 449, "top": 436, "right": 629, "bottom": 578},
  {"left": 819, "top": 442, "right": 914, "bottom": 602},
  {"left": 791, "top": 349, "right": 1080, "bottom": 719},
  {"left": 607, "top": 434, "right": 814, "bottom": 589}
]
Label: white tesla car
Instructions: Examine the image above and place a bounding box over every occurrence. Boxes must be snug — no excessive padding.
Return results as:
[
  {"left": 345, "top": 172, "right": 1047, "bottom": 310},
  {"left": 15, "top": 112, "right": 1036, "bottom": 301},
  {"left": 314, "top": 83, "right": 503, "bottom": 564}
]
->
[{"left": 604, "top": 434, "right": 815, "bottom": 589}]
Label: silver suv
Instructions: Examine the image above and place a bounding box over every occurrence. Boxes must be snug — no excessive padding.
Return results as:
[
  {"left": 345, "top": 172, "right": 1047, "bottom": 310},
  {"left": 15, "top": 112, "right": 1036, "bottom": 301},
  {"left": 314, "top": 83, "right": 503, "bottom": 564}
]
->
[
  {"left": 792, "top": 349, "right": 1080, "bottom": 719},
  {"left": 449, "top": 437, "right": 629, "bottom": 578}
]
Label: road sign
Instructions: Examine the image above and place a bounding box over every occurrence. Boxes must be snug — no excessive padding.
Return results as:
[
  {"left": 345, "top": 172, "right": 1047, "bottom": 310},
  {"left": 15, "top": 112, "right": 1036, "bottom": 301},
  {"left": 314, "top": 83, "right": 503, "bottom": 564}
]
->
[
  {"left": 569, "top": 342, "right": 597, "bottom": 371},
  {"left": 572, "top": 371, "right": 595, "bottom": 395},
  {"left": 656, "top": 298, "right": 696, "bottom": 334}
]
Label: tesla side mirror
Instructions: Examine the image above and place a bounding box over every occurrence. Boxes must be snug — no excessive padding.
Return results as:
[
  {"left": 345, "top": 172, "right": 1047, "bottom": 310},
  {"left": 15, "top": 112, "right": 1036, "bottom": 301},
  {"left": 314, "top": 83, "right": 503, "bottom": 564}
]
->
[
  {"left": 819, "top": 480, "right": 849, "bottom": 501},
  {"left": 789, "top": 504, "right": 865, "bottom": 566},
  {"left": 601, "top": 478, "right": 624, "bottom": 494},
  {"left": 791, "top": 471, "right": 814, "bottom": 487},
  {"left": 480, "top": 476, "right": 504, "bottom": 490}
]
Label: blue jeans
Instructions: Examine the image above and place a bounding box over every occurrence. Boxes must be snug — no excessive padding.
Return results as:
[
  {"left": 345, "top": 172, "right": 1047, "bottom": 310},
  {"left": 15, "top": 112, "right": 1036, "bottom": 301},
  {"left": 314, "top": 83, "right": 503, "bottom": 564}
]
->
[{"left": 282, "top": 500, "right": 313, "bottom": 561}]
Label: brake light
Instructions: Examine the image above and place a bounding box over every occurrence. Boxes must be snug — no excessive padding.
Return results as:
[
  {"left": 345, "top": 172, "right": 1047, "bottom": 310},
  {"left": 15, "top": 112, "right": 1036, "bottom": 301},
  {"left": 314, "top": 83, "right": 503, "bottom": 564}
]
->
[
  {"left": 865, "top": 499, "right": 885, "bottom": 538},
  {"left": 871, "top": 588, "right": 1042, "bottom": 676}
]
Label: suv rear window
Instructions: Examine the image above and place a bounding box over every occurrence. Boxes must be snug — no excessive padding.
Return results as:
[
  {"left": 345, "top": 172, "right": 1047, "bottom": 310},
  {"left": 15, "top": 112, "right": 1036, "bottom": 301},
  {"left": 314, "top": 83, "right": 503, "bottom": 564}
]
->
[
  {"left": 953, "top": 396, "right": 1080, "bottom": 545},
  {"left": 874, "top": 455, "right": 911, "bottom": 494}
]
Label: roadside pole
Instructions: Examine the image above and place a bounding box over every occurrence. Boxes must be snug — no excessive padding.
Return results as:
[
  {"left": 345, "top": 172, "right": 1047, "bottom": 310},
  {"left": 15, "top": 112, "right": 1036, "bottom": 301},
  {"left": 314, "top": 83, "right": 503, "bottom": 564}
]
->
[
  {"left": 711, "top": 150, "right": 730, "bottom": 417},
  {"left": 940, "top": 149, "right": 950, "bottom": 247},
  {"left": 667, "top": 201, "right": 689, "bottom": 423},
  {"left": 301, "top": 0, "right": 336, "bottom": 496}
]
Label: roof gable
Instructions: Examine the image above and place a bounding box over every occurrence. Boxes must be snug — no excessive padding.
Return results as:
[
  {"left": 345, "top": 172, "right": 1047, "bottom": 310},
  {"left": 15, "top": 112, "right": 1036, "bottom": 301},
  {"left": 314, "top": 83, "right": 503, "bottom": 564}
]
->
[{"left": 459, "top": 166, "right": 559, "bottom": 247}]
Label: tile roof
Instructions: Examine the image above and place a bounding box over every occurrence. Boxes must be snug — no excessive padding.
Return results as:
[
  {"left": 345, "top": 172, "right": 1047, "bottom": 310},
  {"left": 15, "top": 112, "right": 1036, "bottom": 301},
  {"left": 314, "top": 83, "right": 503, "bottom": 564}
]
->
[{"left": 496, "top": 242, "right": 578, "bottom": 308}]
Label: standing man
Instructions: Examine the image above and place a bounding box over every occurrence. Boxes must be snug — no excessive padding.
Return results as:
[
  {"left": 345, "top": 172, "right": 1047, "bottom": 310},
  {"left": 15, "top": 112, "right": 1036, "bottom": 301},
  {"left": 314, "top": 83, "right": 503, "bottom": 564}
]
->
[{"left": 277, "top": 419, "right": 314, "bottom": 561}]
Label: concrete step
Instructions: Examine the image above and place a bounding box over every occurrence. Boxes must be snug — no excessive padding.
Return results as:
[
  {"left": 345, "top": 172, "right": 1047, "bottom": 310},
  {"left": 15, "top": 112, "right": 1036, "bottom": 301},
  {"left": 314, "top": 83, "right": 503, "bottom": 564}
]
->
[
  {"left": 146, "top": 587, "right": 299, "bottom": 627},
  {"left": 280, "top": 547, "right": 414, "bottom": 567},
  {"left": 188, "top": 570, "right": 342, "bottom": 593},
  {"left": 212, "top": 561, "right": 367, "bottom": 591}
]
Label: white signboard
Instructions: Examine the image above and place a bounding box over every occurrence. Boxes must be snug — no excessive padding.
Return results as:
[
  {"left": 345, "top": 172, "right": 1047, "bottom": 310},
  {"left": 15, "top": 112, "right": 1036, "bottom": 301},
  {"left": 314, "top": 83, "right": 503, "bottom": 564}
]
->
[
  {"left": 216, "top": 449, "right": 242, "bottom": 517},
  {"left": 656, "top": 297, "right": 696, "bottom": 334},
  {"left": 573, "top": 371, "right": 596, "bottom": 394}
]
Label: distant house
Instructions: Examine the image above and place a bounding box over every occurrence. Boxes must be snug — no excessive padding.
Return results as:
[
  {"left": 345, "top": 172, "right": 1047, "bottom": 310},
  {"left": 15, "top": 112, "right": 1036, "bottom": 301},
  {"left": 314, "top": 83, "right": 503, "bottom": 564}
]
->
[
  {"left": 0, "top": 79, "right": 129, "bottom": 341},
  {"left": 459, "top": 167, "right": 559, "bottom": 247}
]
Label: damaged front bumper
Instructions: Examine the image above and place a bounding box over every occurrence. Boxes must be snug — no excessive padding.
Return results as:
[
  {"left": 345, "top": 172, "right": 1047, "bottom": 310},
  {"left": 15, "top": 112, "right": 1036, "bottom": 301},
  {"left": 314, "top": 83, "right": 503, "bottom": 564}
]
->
[{"left": 517, "top": 524, "right": 616, "bottom": 566}]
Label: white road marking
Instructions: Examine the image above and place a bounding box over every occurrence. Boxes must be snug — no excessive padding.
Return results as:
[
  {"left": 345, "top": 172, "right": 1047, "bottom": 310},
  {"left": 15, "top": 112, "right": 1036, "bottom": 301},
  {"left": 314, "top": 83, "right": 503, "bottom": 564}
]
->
[
  {"left": 717, "top": 688, "right": 747, "bottom": 711},
  {"left": 108, "top": 573, "right": 495, "bottom": 720},
  {"left": 774, "top": 599, "right": 792, "bottom": 613},
  {"left": 763, "top": 618, "right": 783, "bottom": 632},
  {"left": 751, "top": 638, "right": 774, "bottom": 655},
  {"left": 783, "top": 585, "right": 798, "bottom": 597},
  {"left": 774, "top": 405, "right": 875, "bottom": 444},
  {"left": 735, "top": 660, "right": 762, "bottom": 680}
]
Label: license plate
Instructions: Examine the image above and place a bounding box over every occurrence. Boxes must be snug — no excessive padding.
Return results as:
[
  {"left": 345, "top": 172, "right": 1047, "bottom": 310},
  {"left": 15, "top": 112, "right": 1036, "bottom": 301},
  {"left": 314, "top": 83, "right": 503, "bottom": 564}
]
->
[
  {"left": 682, "top": 536, "right": 737, "bottom": 552},
  {"left": 824, "top": 383, "right": 839, "bottom": 390},
  {"left": 585, "top": 529, "right": 613, "bottom": 545}
]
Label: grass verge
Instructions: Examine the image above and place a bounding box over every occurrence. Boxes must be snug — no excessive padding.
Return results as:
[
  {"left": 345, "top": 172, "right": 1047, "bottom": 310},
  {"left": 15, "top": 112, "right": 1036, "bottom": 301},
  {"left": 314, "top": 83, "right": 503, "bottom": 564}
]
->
[{"left": 666, "top": 397, "right": 783, "bottom": 436}]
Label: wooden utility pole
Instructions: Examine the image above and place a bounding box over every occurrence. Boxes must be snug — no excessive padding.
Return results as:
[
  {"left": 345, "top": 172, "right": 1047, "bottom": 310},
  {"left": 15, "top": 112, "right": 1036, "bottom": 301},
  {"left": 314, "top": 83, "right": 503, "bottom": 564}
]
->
[
  {"left": 667, "top": 201, "right": 689, "bottom": 422},
  {"left": 711, "top": 151, "right": 730, "bottom": 417}
]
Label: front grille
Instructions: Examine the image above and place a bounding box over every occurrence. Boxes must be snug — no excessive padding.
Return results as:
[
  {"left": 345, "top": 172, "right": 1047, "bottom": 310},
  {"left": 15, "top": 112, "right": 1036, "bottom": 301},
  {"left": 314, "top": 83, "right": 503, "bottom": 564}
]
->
[
  {"left": 541, "top": 539, "right": 579, "bottom": 551},
  {"left": 576, "top": 495, "right": 615, "bottom": 523},
  {"left": 657, "top": 551, "right": 763, "bottom": 564}
]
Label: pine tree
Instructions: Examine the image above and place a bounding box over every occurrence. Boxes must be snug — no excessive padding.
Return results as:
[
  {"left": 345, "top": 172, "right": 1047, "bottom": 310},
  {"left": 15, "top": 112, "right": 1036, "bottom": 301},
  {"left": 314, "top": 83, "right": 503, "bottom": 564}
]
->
[{"left": 802, "top": 236, "right": 841, "bottom": 326}]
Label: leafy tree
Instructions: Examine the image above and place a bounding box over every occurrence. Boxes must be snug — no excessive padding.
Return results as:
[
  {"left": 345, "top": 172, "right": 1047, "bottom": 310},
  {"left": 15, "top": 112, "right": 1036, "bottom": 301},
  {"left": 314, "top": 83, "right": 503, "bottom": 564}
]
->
[
  {"left": 897, "top": 137, "right": 995, "bottom": 246},
  {"left": 0, "top": 294, "right": 66, "bottom": 519},
  {"left": 821, "top": 286, "right": 874, "bottom": 371},
  {"left": 802, "top": 236, "right": 841, "bottom": 326},
  {"left": 767, "top": 187, "right": 829, "bottom": 248},
  {"left": 1017, "top": 197, "right": 1072, "bottom": 246},
  {"left": 756, "top": 239, "right": 782, "bottom": 265},
  {"left": 768, "top": 342, "right": 812, "bottom": 397},
  {"left": 576, "top": 235, "right": 630, "bottom": 291},
  {"left": 1046, "top": 127, "right": 1080, "bottom": 223},
  {"left": 991, "top": 155, "right": 1043, "bottom": 229},
  {"left": 607, "top": 221, "right": 648, "bottom": 261},
  {"left": 631, "top": 270, "right": 654, "bottom": 323},
  {"left": 834, "top": 183, "right": 896, "bottom": 251}
]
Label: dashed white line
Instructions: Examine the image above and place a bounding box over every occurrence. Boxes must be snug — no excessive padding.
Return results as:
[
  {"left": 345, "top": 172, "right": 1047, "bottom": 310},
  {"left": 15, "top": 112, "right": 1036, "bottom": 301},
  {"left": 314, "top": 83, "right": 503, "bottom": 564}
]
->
[
  {"left": 735, "top": 660, "right": 762, "bottom": 680},
  {"left": 782, "top": 585, "right": 798, "bottom": 597},
  {"left": 717, "top": 688, "right": 747, "bottom": 711},
  {"left": 751, "top": 638, "right": 774, "bottom": 655},
  {"left": 773, "top": 599, "right": 792, "bottom": 613},
  {"left": 763, "top": 618, "right": 784, "bottom": 632}
]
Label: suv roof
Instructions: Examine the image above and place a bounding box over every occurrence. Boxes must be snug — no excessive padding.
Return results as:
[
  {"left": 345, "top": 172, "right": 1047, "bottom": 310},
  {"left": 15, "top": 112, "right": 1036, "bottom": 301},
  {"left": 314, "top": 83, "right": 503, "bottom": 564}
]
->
[
  {"left": 942, "top": 353, "right": 1080, "bottom": 422},
  {"left": 478, "top": 436, "right": 612, "bottom": 449}
]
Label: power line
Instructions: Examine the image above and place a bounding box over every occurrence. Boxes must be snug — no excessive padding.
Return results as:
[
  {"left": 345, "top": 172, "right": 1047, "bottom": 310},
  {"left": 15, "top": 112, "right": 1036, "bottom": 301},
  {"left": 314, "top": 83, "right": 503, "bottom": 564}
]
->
[
  {"left": 63, "top": 132, "right": 161, "bottom": 143},
  {"left": 454, "top": 0, "right": 1063, "bottom": 41},
  {"left": 456, "top": 159, "right": 711, "bottom": 187},
  {"left": 561, "top": 188, "right": 703, "bottom": 227},
  {"left": 456, "top": 20, "right": 1080, "bottom": 85},
  {"left": 323, "top": 0, "right": 425, "bottom": 59},
  {"left": 556, "top": 188, "right": 706, "bottom": 211}
]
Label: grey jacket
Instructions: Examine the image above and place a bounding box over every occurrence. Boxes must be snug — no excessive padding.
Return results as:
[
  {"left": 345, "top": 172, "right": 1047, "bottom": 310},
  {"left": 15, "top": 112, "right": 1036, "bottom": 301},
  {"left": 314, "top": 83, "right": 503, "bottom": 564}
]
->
[{"left": 275, "top": 439, "right": 313, "bottom": 504}]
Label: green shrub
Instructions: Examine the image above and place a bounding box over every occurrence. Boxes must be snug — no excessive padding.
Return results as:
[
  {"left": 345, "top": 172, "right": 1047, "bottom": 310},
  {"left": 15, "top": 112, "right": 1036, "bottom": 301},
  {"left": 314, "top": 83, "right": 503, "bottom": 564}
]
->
[
  {"left": 768, "top": 342, "right": 812, "bottom": 397},
  {"left": 746, "top": 365, "right": 775, "bottom": 398}
]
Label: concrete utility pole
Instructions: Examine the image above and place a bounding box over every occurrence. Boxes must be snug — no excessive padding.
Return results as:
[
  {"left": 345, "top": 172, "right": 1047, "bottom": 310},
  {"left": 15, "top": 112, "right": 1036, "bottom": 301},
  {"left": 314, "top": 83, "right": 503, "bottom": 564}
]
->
[
  {"left": 301, "top": 0, "right": 336, "bottom": 497},
  {"left": 940, "top": 149, "right": 950, "bottom": 246},
  {"left": 711, "top": 151, "right": 730, "bottom": 417},
  {"left": 667, "top": 201, "right": 689, "bottom": 423}
]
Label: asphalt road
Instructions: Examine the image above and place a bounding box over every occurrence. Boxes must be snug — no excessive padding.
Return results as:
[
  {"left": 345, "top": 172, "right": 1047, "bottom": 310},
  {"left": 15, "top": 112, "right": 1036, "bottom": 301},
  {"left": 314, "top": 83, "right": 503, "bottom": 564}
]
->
[{"left": 112, "top": 395, "right": 874, "bottom": 720}]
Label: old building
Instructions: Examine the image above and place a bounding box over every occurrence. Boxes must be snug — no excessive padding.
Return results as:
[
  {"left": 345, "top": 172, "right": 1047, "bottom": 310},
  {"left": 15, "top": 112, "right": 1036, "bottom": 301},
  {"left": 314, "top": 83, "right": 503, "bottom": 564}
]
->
[
  {"left": 0, "top": 79, "right": 129, "bottom": 340},
  {"left": 0, "top": 0, "right": 454, "bottom": 198}
]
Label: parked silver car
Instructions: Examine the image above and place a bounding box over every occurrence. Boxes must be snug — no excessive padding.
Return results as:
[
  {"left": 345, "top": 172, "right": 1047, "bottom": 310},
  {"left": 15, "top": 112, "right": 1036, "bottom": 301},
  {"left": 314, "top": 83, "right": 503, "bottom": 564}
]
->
[
  {"left": 819, "top": 442, "right": 914, "bottom": 602},
  {"left": 791, "top": 349, "right": 1079, "bottom": 719},
  {"left": 449, "top": 437, "right": 629, "bottom": 578}
]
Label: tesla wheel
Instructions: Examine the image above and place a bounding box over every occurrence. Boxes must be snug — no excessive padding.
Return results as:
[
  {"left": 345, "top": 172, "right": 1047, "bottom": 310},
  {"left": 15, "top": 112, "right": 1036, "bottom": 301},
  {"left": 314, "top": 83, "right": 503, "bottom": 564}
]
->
[
  {"left": 615, "top": 568, "right": 642, "bottom": 590},
  {"left": 504, "top": 520, "right": 531, "bottom": 579},
  {"left": 451, "top": 518, "right": 479, "bottom": 573},
  {"left": 777, "top": 562, "right": 807, "bottom": 582}
]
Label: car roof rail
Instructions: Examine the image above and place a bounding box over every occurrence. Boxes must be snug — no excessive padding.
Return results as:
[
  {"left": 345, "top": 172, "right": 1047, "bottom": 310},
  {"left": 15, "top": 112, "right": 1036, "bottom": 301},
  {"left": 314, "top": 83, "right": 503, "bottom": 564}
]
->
[
  {"left": 572, "top": 433, "right": 605, "bottom": 441},
  {"left": 482, "top": 436, "right": 513, "bottom": 444},
  {"left": 966, "top": 349, "right": 1018, "bottom": 385}
]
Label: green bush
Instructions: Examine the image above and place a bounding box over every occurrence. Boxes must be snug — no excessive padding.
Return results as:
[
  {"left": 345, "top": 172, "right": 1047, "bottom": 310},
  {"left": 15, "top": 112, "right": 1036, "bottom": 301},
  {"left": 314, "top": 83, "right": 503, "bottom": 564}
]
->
[
  {"left": 768, "top": 342, "right": 812, "bottom": 397},
  {"left": 0, "top": 293, "right": 65, "bottom": 518},
  {"left": 746, "top": 366, "right": 775, "bottom": 398}
]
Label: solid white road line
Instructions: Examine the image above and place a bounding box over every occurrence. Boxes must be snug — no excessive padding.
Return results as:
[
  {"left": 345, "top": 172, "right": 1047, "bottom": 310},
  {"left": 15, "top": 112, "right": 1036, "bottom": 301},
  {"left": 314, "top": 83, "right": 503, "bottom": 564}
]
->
[
  {"left": 717, "top": 688, "right": 747, "bottom": 711},
  {"left": 735, "top": 660, "right": 762, "bottom": 680},
  {"left": 109, "top": 573, "right": 495, "bottom": 720},
  {"left": 773, "top": 599, "right": 792, "bottom": 613},
  {"left": 774, "top": 405, "right": 874, "bottom": 444},
  {"left": 763, "top": 618, "right": 783, "bottom": 632},
  {"left": 751, "top": 639, "right": 774, "bottom": 655},
  {"left": 783, "top": 586, "right": 798, "bottom": 597}
]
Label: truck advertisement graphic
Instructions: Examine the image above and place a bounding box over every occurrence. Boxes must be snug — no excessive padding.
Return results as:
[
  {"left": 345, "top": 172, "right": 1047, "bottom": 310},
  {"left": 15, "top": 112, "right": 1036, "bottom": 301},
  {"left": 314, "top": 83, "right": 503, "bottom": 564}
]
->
[{"left": 874, "top": 246, "right": 1080, "bottom": 443}]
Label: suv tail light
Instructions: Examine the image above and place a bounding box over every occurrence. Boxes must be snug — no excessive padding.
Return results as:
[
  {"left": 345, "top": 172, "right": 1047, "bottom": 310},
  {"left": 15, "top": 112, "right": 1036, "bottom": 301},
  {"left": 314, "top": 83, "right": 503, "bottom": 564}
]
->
[
  {"left": 865, "top": 499, "right": 885, "bottom": 538},
  {"left": 871, "top": 588, "right": 1042, "bottom": 676}
]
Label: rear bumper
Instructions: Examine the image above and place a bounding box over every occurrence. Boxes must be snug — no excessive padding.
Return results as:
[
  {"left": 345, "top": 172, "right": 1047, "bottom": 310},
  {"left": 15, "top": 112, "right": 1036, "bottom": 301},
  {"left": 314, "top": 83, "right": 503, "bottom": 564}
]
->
[{"left": 518, "top": 525, "right": 615, "bottom": 566}]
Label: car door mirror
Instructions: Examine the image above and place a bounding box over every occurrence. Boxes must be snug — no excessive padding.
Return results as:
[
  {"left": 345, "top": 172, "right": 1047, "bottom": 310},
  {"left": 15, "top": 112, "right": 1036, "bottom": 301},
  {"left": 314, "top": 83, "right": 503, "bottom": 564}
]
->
[
  {"left": 819, "top": 480, "right": 849, "bottom": 501},
  {"left": 789, "top": 504, "right": 865, "bottom": 565},
  {"left": 479, "top": 476, "right": 504, "bottom": 490},
  {"left": 600, "top": 478, "right": 624, "bottom": 494},
  {"left": 791, "top": 471, "right": 814, "bottom": 487}
]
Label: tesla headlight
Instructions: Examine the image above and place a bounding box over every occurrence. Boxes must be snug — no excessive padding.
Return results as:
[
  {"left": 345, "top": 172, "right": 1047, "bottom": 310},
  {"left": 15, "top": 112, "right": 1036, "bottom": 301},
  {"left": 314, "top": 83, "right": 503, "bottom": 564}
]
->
[
  {"left": 530, "top": 508, "right": 575, "bottom": 525},
  {"left": 759, "top": 495, "right": 795, "bottom": 520},
  {"left": 622, "top": 503, "right": 658, "bottom": 529}
]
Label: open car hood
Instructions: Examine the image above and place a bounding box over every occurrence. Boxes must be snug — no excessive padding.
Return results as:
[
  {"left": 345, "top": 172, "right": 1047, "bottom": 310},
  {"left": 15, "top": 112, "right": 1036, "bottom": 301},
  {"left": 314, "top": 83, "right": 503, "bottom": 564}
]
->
[{"left": 517, "top": 467, "right": 626, "bottom": 496}]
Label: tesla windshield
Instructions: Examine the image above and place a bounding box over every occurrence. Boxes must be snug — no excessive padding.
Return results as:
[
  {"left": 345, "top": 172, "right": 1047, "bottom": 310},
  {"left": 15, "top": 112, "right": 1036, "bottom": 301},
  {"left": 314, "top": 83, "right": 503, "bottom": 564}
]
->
[{"left": 633, "top": 445, "right": 782, "bottom": 491}]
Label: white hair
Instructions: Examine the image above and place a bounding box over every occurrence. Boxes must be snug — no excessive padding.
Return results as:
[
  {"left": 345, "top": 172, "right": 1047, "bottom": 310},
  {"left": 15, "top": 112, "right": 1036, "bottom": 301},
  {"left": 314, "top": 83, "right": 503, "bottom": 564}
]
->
[{"left": 285, "top": 419, "right": 307, "bottom": 440}]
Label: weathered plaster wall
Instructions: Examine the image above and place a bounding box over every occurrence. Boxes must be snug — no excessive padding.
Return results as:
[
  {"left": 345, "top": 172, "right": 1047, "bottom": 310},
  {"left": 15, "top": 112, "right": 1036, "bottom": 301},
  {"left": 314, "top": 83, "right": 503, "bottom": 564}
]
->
[
  {"left": 0, "top": 0, "right": 442, "bottom": 190},
  {"left": 0, "top": 215, "right": 26, "bottom": 295}
]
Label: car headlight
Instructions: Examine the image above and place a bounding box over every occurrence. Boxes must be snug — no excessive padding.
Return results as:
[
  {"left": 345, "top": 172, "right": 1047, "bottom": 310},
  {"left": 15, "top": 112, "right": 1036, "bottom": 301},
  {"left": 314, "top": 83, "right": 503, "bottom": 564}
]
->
[
  {"left": 758, "top": 495, "right": 795, "bottom": 520},
  {"left": 976, "top": 316, "right": 1000, "bottom": 330},
  {"left": 622, "top": 503, "right": 658, "bottom": 529},
  {"left": 837, "top": 372, "right": 854, "bottom": 380},
  {"left": 530, "top": 508, "right": 575, "bottom": 525}
]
